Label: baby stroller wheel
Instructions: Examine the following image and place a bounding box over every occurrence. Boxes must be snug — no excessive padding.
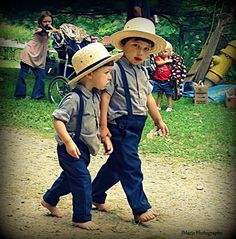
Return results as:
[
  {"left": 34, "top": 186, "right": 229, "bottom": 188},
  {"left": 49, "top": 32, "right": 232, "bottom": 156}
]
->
[{"left": 48, "top": 76, "right": 71, "bottom": 104}]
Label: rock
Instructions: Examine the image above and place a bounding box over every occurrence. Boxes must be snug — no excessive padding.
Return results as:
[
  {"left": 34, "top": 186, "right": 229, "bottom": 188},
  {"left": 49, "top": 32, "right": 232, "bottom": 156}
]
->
[{"left": 196, "top": 184, "right": 204, "bottom": 190}]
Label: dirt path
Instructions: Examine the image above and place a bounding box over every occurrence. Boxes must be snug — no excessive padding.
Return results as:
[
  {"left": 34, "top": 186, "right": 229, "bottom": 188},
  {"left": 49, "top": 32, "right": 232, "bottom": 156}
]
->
[{"left": 0, "top": 127, "right": 235, "bottom": 239}]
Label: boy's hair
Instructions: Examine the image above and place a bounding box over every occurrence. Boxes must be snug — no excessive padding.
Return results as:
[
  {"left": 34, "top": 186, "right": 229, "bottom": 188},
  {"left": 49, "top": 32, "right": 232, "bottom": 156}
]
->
[
  {"left": 121, "top": 37, "right": 154, "bottom": 48},
  {"left": 102, "top": 61, "right": 114, "bottom": 67},
  {"left": 38, "top": 10, "right": 53, "bottom": 26},
  {"left": 165, "top": 41, "right": 173, "bottom": 51},
  {"left": 93, "top": 61, "right": 114, "bottom": 73}
]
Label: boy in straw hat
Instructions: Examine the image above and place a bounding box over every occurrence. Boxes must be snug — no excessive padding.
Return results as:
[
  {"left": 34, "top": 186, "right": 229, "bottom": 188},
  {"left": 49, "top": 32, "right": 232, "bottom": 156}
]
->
[
  {"left": 92, "top": 17, "right": 169, "bottom": 223},
  {"left": 41, "top": 42, "right": 122, "bottom": 230}
]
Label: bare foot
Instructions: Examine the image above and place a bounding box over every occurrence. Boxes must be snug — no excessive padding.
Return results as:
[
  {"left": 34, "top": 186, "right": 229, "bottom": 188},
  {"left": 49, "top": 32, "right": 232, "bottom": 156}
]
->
[
  {"left": 73, "top": 221, "right": 99, "bottom": 230},
  {"left": 41, "top": 199, "right": 64, "bottom": 218},
  {"left": 93, "top": 202, "right": 111, "bottom": 212},
  {"left": 134, "top": 210, "right": 158, "bottom": 223}
]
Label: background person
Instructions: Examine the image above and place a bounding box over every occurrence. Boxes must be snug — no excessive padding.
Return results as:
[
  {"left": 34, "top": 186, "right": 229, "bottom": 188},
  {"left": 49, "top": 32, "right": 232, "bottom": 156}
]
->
[
  {"left": 126, "top": 0, "right": 151, "bottom": 22},
  {"left": 14, "top": 10, "right": 59, "bottom": 100},
  {"left": 153, "top": 41, "right": 173, "bottom": 112}
]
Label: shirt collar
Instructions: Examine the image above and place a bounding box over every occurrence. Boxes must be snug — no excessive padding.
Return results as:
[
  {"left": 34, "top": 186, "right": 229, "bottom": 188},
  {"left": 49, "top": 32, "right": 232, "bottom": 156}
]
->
[{"left": 76, "top": 84, "right": 93, "bottom": 99}]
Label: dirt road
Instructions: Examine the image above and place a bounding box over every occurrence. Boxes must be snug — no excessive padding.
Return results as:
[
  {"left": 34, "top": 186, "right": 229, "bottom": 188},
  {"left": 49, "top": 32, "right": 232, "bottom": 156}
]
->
[{"left": 0, "top": 127, "right": 235, "bottom": 239}]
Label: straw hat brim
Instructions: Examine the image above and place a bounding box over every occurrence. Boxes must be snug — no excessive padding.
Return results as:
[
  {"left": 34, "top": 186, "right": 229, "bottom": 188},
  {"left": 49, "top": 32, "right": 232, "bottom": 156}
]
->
[
  {"left": 69, "top": 53, "right": 123, "bottom": 85},
  {"left": 110, "top": 30, "right": 166, "bottom": 54}
]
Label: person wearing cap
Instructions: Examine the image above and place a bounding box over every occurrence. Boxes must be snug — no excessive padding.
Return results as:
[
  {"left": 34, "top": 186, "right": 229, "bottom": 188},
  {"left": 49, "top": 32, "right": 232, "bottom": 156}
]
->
[
  {"left": 41, "top": 43, "right": 122, "bottom": 230},
  {"left": 92, "top": 17, "right": 169, "bottom": 223}
]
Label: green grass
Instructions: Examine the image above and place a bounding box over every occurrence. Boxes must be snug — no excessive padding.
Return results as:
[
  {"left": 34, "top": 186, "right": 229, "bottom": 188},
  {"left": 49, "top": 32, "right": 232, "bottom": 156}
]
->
[
  {"left": 0, "top": 67, "right": 57, "bottom": 138},
  {"left": 141, "top": 95, "right": 236, "bottom": 163},
  {"left": 0, "top": 66, "right": 235, "bottom": 164}
]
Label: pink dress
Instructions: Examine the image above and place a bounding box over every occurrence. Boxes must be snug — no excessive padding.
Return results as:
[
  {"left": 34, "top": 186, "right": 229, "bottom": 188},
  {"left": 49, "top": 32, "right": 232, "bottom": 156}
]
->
[{"left": 20, "top": 32, "right": 49, "bottom": 69}]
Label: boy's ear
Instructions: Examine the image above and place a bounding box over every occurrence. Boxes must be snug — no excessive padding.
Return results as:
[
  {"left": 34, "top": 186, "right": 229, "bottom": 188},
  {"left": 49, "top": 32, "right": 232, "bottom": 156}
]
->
[
  {"left": 87, "top": 72, "right": 94, "bottom": 79},
  {"left": 119, "top": 42, "right": 125, "bottom": 49}
]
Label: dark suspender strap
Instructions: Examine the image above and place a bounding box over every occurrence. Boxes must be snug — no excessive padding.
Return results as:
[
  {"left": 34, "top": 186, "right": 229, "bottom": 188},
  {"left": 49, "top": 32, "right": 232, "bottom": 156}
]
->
[
  {"left": 116, "top": 61, "right": 132, "bottom": 115},
  {"left": 72, "top": 88, "right": 84, "bottom": 143}
]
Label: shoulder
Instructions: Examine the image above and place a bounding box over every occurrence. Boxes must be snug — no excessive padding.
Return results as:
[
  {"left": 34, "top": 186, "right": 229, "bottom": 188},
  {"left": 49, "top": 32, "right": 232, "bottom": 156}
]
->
[{"left": 58, "top": 91, "right": 80, "bottom": 107}]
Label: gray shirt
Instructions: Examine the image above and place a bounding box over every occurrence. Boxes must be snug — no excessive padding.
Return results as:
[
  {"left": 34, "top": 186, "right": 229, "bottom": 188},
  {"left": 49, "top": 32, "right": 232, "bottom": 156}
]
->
[
  {"left": 106, "top": 57, "right": 152, "bottom": 123},
  {"left": 53, "top": 84, "right": 100, "bottom": 156}
]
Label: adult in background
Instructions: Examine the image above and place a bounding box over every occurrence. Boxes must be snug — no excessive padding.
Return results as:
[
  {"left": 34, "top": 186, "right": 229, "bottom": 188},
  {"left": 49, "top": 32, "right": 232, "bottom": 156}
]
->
[
  {"left": 126, "top": 0, "right": 151, "bottom": 22},
  {"left": 14, "top": 10, "right": 59, "bottom": 100}
]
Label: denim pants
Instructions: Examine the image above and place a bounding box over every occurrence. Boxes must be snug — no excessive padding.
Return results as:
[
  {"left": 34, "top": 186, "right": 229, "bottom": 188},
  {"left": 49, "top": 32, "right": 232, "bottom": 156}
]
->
[
  {"left": 14, "top": 61, "right": 46, "bottom": 99},
  {"left": 92, "top": 115, "right": 151, "bottom": 216},
  {"left": 152, "top": 80, "right": 173, "bottom": 95},
  {"left": 43, "top": 141, "right": 92, "bottom": 223}
]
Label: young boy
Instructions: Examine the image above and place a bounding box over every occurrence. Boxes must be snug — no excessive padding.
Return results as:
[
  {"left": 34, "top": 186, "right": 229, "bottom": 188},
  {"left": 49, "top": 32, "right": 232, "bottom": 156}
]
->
[
  {"left": 41, "top": 43, "right": 122, "bottom": 230},
  {"left": 153, "top": 41, "right": 173, "bottom": 112},
  {"left": 92, "top": 17, "right": 169, "bottom": 223}
]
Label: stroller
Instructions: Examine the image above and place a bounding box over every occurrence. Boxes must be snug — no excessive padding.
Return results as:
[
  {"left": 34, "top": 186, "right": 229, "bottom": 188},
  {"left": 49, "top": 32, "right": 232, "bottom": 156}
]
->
[{"left": 48, "top": 23, "right": 92, "bottom": 104}]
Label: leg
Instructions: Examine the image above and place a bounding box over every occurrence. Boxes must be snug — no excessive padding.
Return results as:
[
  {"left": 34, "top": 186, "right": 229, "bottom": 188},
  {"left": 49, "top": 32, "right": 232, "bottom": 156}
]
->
[
  {"left": 118, "top": 129, "right": 151, "bottom": 214},
  {"left": 92, "top": 125, "right": 121, "bottom": 209},
  {"left": 153, "top": 81, "right": 163, "bottom": 110},
  {"left": 166, "top": 94, "right": 173, "bottom": 109},
  {"left": 42, "top": 170, "right": 70, "bottom": 217},
  {"left": 92, "top": 152, "right": 119, "bottom": 212},
  {"left": 119, "top": 130, "right": 158, "bottom": 222},
  {"left": 14, "top": 62, "right": 29, "bottom": 98},
  {"left": 58, "top": 144, "right": 98, "bottom": 230},
  {"left": 108, "top": 117, "right": 154, "bottom": 219},
  {"left": 156, "top": 92, "right": 163, "bottom": 109},
  {"left": 165, "top": 82, "right": 174, "bottom": 111},
  {"left": 31, "top": 67, "right": 46, "bottom": 99}
]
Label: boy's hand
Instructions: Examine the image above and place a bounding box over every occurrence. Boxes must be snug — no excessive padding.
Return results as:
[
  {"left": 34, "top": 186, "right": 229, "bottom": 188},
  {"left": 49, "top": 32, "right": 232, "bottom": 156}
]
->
[
  {"left": 100, "top": 125, "right": 112, "bottom": 139},
  {"left": 102, "top": 136, "right": 113, "bottom": 155},
  {"left": 65, "top": 141, "right": 81, "bottom": 159},
  {"left": 155, "top": 120, "right": 169, "bottom": 137}
]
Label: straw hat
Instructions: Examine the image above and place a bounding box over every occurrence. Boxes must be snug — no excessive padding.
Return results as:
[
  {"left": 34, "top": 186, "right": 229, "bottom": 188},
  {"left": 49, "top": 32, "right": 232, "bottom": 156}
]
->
[
  {"left": 69, "top": 42, "right": 123, "bottom": 85},
  {"left": 109, "top": 17, "right": 166, "bottom": 54}
]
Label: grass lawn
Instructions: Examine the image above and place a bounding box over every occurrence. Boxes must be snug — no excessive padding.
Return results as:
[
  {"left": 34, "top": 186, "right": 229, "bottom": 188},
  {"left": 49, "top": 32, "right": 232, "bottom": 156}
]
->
[{"left": 0, "top": 65, "right": 235, "bottom": 164}]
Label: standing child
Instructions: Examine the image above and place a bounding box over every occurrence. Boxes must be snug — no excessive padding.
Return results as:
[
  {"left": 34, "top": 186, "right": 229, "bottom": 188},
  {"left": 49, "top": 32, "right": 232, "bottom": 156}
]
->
[
  {"left": 92, "top": 17, "right": 169, "bottom": 223},
  {"left": 41, "top": 43, "right": 122, "bottom": 230},
  {"left": 153, "top": 41, "right": 173, "bottom": 112},
  {"left": 14, "top": 10, "right": 59, "bottom": 100}
]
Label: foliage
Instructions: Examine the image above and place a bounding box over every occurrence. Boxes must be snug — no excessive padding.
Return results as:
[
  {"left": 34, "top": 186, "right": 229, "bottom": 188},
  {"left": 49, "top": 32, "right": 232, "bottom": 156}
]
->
[
  {"left": 0, "top": 23, "right": 32, "bottom": 43},
  {"left": 0, "top": 2, "right": 235, "bottom": 74},
  {"left": 0, "top": 66, "right": 235, "bottom": 164},
  {"left": 72, "top": 14, "right": 126, "bottom": 40}
]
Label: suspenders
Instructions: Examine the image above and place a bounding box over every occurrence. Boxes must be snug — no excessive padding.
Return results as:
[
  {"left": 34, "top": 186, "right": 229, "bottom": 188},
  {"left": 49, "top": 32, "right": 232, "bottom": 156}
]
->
[
  {"left": 72, "top": 88, "right": 84, "bottom": 144},
  {"left": 116, "top": 61, "right": 132, "bottom": 115}
]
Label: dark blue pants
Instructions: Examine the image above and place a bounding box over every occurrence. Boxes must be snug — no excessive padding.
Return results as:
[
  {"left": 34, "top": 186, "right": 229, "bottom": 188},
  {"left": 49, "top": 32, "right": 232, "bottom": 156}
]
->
[
  {"left": 14, "top": 61, "right": 46, "bottom": 99},
  {"left": 43, "top": 141, "right": 92, "bottom": 223},
  {"left": 92, "top": 115, "right": 151, "bottom": 216}
]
